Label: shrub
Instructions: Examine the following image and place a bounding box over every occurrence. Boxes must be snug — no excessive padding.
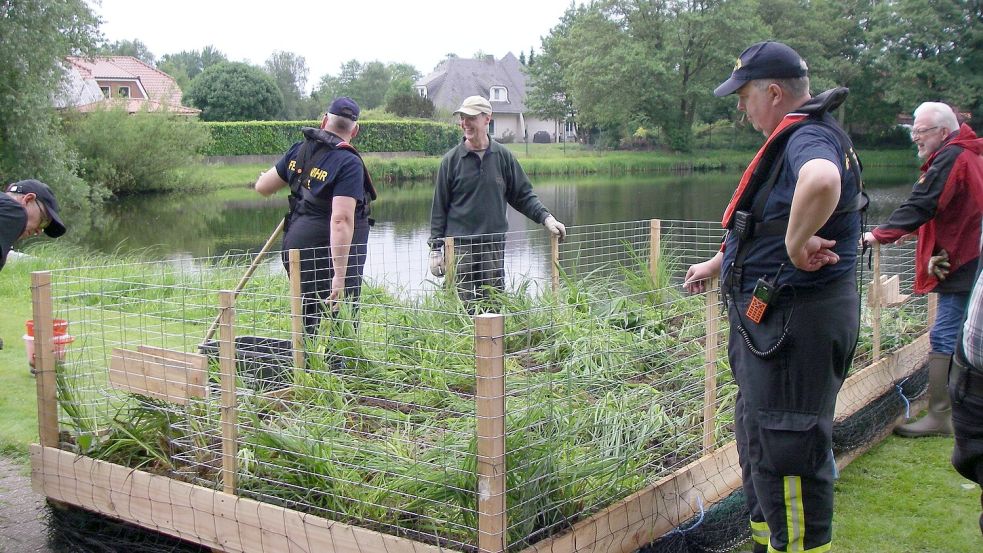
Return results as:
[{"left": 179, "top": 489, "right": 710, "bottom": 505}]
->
[
  {"left": 497, "top": 129, "right": 516, "bottom": 144},
  {"left": 64, "top": 103, "right": 213, "bottom": 195},
  {"left": 186, "top": 62, "right": 283, "bottom": 122},
  {"left": 385, "top": 92, "right": 436, "bottom": 119},
  {"left": 203, "top": 119, "right": 460, "bottom": 156},
  {"left": 533, "top": 130, "right": 552, "bottom": 143}
]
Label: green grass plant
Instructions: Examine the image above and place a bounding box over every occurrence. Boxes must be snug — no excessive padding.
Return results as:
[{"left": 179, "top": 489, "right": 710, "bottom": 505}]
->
[{"left": 1, "top": 239, "right": 975, "bottom": 552}]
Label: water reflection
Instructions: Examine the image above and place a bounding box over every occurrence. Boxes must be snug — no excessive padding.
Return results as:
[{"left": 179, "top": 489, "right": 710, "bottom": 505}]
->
[{"left": 62, "top": 167, "right": 919, "bottom": 293}]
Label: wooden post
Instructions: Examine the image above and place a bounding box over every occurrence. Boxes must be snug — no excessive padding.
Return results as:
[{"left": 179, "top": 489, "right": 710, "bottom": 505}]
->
[
  {"left": 475, "top": 313, "right": 506, "bottom": 553},
  {"left": 31, "top": 272, "right": 58, "bottom": 448},
  {"left": 927, "top": 292, "right": 938, "bottom": 329},
  {"left": 550, "top": 234, "right": 560, "bottom": 292},
  {"left": 649, "top": 219, "right": 662, "bottom": 280},
  {"left": 445, "top": 237, "right": 456, "bottom": 289},
  {"left": 871, "top": 243, "right": 882, "bottom": 361},
  {"left": 289, "top": 249, "right": 305, "bottom": 373},
  {"left": 218, "top": 291, "right": 237, "bottom": 495},
  {"left": 703, "top": 277, "right": 719, "bottom": 453}
]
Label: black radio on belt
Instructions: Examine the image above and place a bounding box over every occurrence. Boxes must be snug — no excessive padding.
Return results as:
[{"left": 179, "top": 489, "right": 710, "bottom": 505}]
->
[{"left": 733, "top": 210, "right": 754, "bottom": 240}]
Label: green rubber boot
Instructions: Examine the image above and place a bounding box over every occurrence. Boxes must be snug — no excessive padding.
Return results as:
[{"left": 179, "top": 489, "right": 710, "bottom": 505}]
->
[{"left": 895, "top": 352, "right": 953, "bottom": 438}]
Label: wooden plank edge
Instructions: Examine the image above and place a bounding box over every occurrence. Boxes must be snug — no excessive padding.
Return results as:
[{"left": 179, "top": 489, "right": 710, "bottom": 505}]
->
[
  {"left": 519, "top": 442, "right": 741, "bottom": 553},
  {"left": 109, "top": 348, "right": 207, "bottom": 405},
  {"left": 30, "top": 444, "right": 460, "bottom": 553}
]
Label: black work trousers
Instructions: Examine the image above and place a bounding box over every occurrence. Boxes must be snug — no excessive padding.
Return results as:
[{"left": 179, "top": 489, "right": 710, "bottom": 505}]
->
[
  {"left": 728, "top": 275, "right": 859, "bottom": 552},
  {"left": 950, "top": 353, "right": 983, "bottom": 486},
  {"left": 454, "top": 236, "right": 505, "bottom": 307},
  {"left": 281, "top": 217, "right": 369, "bottom": 336}
]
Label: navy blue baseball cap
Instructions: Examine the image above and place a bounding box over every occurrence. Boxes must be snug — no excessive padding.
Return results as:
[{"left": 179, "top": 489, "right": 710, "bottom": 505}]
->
[
  {"left": 328, "top": 96, "right": 360, "bottom": 121},
  {"left": 714, "top": 41, "right": 808, "bottom": 97},
  {"left": 6, "top": 179, "right": 66, "bottom": 237}
]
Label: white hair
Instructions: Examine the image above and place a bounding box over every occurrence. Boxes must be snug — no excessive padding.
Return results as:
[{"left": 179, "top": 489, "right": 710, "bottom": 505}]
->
[
  {"left": 327, "top": 114, "right": 356, "bottom": 134},
  {"left": 913, "top": 102, "right": 959, "bottom": 133},
  {"left": 753, "top": 76, "right": 810, "bottom": 99}
]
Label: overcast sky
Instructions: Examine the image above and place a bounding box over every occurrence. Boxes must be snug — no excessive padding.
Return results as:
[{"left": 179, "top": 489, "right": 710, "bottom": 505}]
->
[{"left": 87, "top": 0, "right": 577, "bottom": 92}]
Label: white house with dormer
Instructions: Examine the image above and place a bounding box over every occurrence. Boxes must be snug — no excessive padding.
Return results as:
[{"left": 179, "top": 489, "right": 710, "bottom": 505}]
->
[{"left": 414, "top": 53, "right": 575, "bottom": 143}]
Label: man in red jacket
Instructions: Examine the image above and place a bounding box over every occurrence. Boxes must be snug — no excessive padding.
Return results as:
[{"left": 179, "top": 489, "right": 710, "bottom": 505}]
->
[{"left": 864, "top": 102, "right": 983, "bottom": 437}]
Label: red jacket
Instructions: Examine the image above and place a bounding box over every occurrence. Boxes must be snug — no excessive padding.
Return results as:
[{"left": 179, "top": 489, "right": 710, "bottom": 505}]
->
[{"left": 872, "top": 123, "right": 983, "bottom": 294}]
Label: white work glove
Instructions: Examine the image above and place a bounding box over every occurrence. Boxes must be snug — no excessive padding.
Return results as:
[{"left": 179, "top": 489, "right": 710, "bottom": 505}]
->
[
  {"left": 544, "top": 215, "right": 566, "bottom": 243},
  {"left": 927, "top": 249, "right": 950, "bottom": 281},
  {"left": 429, "top": 249, "right": 446, "bottom": 277}
]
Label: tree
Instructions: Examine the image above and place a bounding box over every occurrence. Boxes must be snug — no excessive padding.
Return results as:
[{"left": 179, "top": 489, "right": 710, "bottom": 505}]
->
[
  {"left": 350, "top": 61, "right": 391, "bottom": 109},
  {"left": 97, "top": 38, "right": 156, "bottom": 65},
  {"left": 384, "top": 62, "right": 421, "bottom": 105},
  {"left": 870, "top": 0, "right": 983, "bottom": 130},
  {"left": 158, "top": 46, "right": 228, "bottom": 91},
  {"left": 385, "top": 91, "right": 435, "bottom": 119},
  {"left": 186, "top": 62, "right": 283, "bottom": 121},
  {"left": 312, "top": 73, "right": 343, "bottom": 110},
  {"left": 0, "top": 0, "right": 99, "bottom": 205},
  {"left": 527, "top": 3, "right": 583, "bottom": 126},
  {"left": 321, "top": 60, "right": 421, "bottom": 111},
  {"left": 540, "top": 0, "right": 766, "bottom": 150},
  {"left": 527, "top": 46, "right": 535, "bottom": 66},
  {"left": 265, "top": 51, "right": 309, "bottom": 120},
  {"left": 519, "top": 51, "right": 527, "bottom": 65}
]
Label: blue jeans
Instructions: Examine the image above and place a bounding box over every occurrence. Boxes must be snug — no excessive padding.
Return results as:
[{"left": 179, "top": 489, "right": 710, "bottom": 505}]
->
[{"left": 930, "top": 292, "right": 971, "bottom": 354}]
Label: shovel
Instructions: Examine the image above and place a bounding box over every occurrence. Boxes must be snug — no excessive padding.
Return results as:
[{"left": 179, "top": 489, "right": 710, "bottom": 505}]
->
[{"left": 201, "top": 218, "right": 285, "bottom": 344}]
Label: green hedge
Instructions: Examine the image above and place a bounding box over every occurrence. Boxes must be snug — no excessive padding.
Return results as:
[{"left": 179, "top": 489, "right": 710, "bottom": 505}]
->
[{"left": 202, "top": 119, "right": 461, "bottom": 156}]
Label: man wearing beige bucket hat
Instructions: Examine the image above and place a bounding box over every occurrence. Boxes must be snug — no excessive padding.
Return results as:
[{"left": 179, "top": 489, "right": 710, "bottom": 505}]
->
[{"left": 429, "top": 95, "right": 566, "bottom": 307}]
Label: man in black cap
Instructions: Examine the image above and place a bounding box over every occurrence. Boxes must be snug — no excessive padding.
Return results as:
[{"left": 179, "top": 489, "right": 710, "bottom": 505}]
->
[
  {"left": 683, "top": 41, "right": 864, "bottom": 552},
  {"left": 1, "top": 179, "right": 67, "bottom": 272},
  {"left": 255, "top": 97, "right": 376, "bottom": 336}
]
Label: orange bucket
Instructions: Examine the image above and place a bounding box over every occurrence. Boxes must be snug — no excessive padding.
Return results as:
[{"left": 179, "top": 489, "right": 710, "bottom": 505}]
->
[
  {"left": 25, "top": 319, "right": 69, "bottom": 337},
  {"left": 23, "top": 333, "right": 75, "bottom": 369}
]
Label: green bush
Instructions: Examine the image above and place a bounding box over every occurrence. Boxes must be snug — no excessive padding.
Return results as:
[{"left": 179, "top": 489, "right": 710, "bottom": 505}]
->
[
  {"left": 186, "top": 62, "right": 283, "bottom": 122},
  {"left": 384, "top": 92, "right": 436, "bottom": 119},
  {"left": 202, "top": 119, "right": 460, "bottom": 156},
  {"left": 63, "top": 104, "right": 213, "bottom": 196}
]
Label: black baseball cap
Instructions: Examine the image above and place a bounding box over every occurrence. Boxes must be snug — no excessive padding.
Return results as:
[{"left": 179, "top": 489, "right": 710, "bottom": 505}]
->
[
  {"left": 714, "top": 41, "right": 808, "bottom": 97},
  {"left": 328, "top": 96, "right": 360, "bottom": 121},
  {"left": 6, "top": 179, "right": 66, "bottom": 237}
]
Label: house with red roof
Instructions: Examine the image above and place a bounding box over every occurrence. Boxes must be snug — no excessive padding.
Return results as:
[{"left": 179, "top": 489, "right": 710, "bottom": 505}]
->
[{"left": 57, "top": 56, "right": 200, "bottom": 115}]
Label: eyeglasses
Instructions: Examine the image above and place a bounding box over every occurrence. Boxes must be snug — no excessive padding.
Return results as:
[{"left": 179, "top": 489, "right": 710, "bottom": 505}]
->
[
  {"left": 910, "top": 126, "right": 939, "bottom": 138},
  {"left": 34, "top": 199, "right": 51, "bottom": 231}
]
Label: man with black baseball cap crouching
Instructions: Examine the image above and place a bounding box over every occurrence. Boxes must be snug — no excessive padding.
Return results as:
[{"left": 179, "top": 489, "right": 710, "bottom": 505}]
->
[{"left": 2, "top": 179, "right": 67, "bottom": 272}]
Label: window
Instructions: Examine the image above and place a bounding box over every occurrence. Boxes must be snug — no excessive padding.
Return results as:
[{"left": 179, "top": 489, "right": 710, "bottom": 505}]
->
[
  {"left": 489, "top": 119, "right": 496, "bottom": 136},
  {"left": 100, "top": 86, "right": 110, "bottom": 98},
  {"left": 415, "top": 86, "right": 427, "bottom": 98},
  {"left": 117, "top": 86, "right": 130, "bottom": 98},
  {"left": 490, "top": 86, "right": 508, "bottom": 102}
]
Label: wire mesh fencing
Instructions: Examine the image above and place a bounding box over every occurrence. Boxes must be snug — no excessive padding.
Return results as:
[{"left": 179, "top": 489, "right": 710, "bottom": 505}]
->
[{"left": 30, "top": 218, "right": 926, "bottom": 553}]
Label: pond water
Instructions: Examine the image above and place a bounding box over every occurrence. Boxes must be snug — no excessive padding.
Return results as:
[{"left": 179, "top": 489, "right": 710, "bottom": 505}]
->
[
  {"left": 72, "top": 166, "right": 920, "bottom": 259},
  {"left": 53, "top": 166, "right": 921, "bottom": 295}
]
